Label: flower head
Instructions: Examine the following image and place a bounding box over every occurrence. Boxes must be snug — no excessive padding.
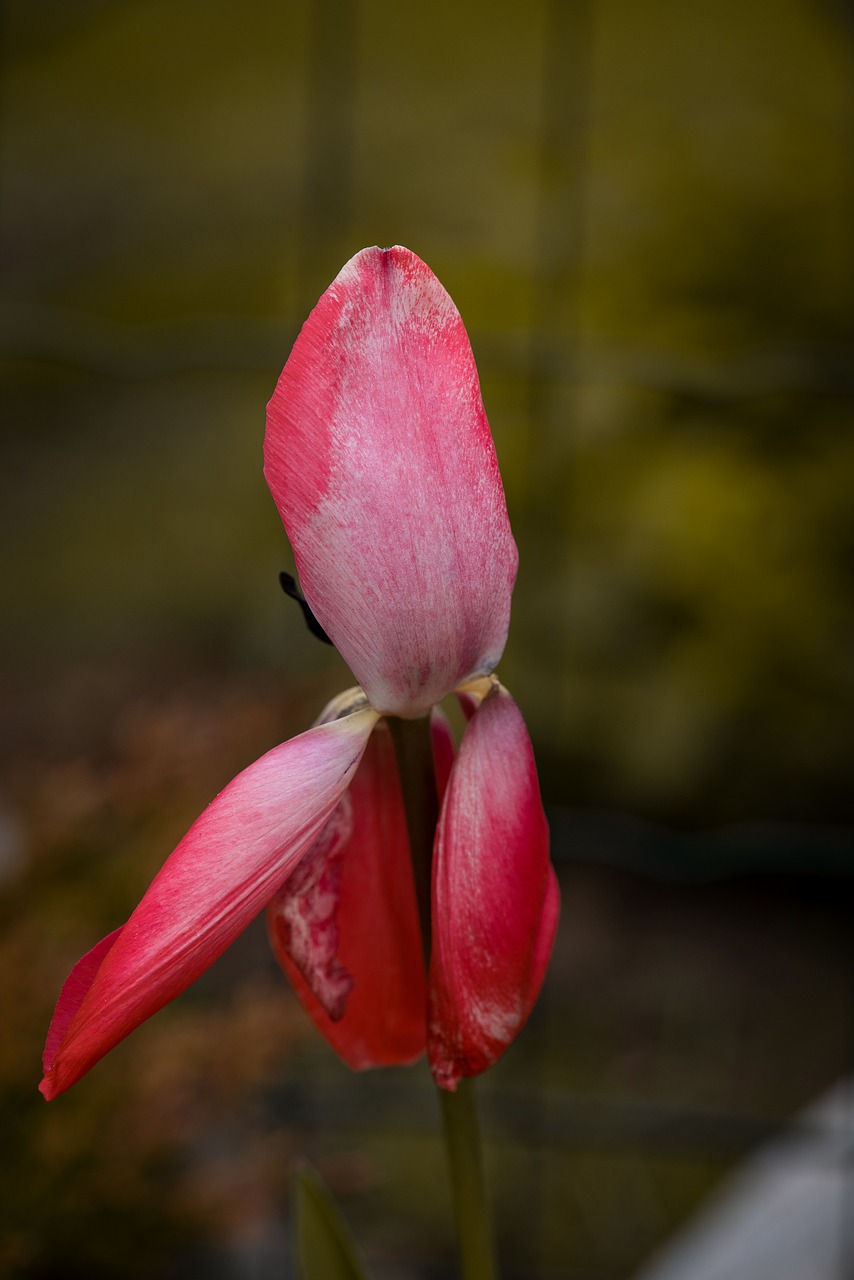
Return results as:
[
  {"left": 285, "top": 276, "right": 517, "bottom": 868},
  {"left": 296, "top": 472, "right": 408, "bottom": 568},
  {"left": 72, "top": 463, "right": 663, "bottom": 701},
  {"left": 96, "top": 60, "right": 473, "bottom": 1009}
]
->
[{"left": 40, "top": 247, "right": 558, "bottom": 1101}]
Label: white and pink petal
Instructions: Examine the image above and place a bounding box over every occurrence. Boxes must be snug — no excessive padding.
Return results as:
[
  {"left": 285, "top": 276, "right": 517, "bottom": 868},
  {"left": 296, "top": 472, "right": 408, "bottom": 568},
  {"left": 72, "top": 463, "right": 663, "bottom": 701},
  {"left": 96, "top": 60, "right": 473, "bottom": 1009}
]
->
[{"left": 264, "top": 246, "right": 518, "bottom": 717}]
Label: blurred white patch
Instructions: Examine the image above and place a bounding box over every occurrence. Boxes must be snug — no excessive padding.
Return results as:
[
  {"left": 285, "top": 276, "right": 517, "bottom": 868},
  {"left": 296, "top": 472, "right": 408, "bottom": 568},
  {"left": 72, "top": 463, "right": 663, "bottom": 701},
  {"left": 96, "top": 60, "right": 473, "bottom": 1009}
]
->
[{"left": 634, "top": 1079, "right": 854, "bottom": 1280}]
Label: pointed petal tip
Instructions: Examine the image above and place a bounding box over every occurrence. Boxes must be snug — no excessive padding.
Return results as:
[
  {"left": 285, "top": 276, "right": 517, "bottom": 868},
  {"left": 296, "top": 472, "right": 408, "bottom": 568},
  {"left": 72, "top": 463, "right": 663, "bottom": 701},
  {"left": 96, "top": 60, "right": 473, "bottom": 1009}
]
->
[{"left": 334, "top": 243, "right": 432, "bottom": 280}]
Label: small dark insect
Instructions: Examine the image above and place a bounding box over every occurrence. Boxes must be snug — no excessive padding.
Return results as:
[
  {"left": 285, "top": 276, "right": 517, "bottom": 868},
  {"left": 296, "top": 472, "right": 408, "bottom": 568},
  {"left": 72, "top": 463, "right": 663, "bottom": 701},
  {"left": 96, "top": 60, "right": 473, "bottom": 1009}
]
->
[{"left": 279, "top": 572, "right": 334, "bottom": 645}]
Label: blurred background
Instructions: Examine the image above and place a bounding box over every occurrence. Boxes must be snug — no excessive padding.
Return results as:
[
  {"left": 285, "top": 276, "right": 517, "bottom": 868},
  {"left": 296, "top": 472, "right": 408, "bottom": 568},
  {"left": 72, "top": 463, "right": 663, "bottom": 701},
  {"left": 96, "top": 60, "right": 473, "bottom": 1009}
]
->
[{"left": 1, "top": 0, "right": 853, "bottom": 1276}]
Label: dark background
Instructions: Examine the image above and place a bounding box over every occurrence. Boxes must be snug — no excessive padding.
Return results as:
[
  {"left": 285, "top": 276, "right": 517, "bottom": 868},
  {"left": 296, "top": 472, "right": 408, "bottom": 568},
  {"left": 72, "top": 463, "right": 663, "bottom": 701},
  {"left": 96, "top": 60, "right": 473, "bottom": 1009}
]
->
[{"left": 2, "top": 1, "right": 853, "bottom": 1276}]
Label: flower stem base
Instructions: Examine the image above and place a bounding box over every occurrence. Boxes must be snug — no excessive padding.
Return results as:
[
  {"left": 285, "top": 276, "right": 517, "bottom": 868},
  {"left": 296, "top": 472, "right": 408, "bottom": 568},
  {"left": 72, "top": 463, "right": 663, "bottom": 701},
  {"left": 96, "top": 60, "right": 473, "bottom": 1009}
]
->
[{"left": 439, "top": 1079, "right": 498, "bottom": 1280}]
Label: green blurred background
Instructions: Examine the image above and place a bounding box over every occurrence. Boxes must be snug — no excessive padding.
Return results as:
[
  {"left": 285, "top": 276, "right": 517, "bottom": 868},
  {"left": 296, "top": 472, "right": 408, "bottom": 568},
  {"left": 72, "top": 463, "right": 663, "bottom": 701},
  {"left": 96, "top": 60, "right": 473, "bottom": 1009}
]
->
[{"left": 2, "top": 1, "right": 853, "bottom": 1277}]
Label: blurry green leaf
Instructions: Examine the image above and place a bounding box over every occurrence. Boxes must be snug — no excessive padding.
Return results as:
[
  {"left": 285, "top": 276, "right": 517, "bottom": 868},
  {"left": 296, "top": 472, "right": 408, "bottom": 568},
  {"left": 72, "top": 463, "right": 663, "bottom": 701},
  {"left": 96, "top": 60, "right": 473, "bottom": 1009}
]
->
[{"left": 295, "top": 1163, "right": 373, "bottom": 1280}]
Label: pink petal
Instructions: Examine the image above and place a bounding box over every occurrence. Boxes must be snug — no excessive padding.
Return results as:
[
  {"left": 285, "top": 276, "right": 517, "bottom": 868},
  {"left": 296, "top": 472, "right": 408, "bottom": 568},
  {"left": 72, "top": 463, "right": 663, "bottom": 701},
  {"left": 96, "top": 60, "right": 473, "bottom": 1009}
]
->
[
  {"left": 427, "top": 686, "right": 559, "bottom": 1090},
  {"left": 265, "top": 246, "right": 518, "bottom": 717},
  {"left": 268, "top": 720, "right": 426, "bottom": 1068},
  {"left": 40, "top": 706, "right": 378, "bottom": 1100}
]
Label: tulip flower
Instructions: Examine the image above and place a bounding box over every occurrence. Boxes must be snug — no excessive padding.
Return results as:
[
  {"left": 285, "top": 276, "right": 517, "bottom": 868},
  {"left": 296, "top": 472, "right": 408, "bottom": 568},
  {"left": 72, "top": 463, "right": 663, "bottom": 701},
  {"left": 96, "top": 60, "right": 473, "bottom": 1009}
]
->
[{"left": 40, "top": 246, "right": 559, "bottom": 1102}]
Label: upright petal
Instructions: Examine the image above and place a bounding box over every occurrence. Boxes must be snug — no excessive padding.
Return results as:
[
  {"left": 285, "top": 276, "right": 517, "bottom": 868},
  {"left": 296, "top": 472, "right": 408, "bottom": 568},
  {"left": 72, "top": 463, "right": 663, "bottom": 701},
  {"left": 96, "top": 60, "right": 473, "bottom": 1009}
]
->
[
  {"left": 268, "top": 720, "right": 427, "bottom": 1068},
  {"left": 428, "top": 685, "right": 559, "bottom": 1090},
  {"left": 41, "top": 706, "right": 379, "bottom": 1100},
  {"left": 265, "top": 246, "right": 518, "bottom": 717}
]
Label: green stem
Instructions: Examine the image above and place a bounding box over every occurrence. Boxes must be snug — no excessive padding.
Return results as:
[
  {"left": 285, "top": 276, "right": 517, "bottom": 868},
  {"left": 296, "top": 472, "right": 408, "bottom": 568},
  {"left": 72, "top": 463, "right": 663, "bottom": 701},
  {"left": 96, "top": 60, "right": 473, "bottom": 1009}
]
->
[
  {"left": 388, "top": 714, "right": 498, "bottom": 1280},
  {"left": 388, "top": 716, "right": 438, "bottom": 964},
  {"left": 440, "top": 1080, "right": 498, "bottom": 1280}
]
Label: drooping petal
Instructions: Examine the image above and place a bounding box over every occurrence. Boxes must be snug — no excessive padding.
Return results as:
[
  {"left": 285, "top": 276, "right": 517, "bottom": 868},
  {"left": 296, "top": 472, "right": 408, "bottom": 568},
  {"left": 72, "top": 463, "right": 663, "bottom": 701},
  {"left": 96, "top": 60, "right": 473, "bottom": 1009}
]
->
[
  {"left": 40, "top": 705, "right": 379, "bottom": 1100},
  {"left": 265, "top": 246, "right": 518, "bottom": 717},
  {"left": 268, "top": 720, "right": 426, "bottom": 1068},
  {"left": 428, "top": 685, "right": 559, "bottom": 1090}
]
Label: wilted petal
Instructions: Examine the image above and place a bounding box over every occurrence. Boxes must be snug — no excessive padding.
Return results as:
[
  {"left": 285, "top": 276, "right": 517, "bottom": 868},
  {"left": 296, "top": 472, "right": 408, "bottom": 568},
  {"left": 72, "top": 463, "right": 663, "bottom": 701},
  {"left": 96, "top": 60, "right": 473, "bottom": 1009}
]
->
[
  {"left": 265, "top": 246, "right": 518, "bottom": 716},
  {"left": 40, "top": 706, "right": 379, "bottom": 1100},
  {"left": 268, "top": 797, "right": 356, "bottom": 1020},
  {"left": 269, "top": 720, "right": 426, "bottom": 1068},
  {"left": 428, "top": 685, "right": 559, "bottom": 1090}
]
